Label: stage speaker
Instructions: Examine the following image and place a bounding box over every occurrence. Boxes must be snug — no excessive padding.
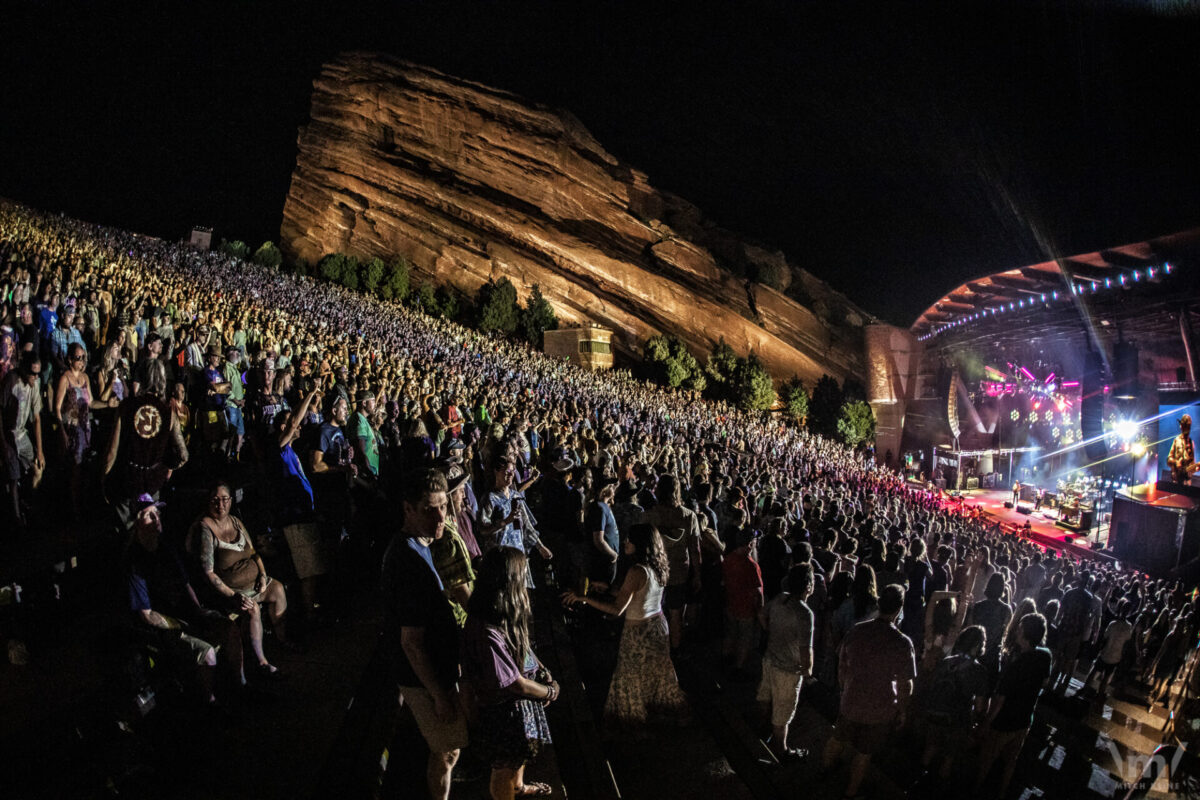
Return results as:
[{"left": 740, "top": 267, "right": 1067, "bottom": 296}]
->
[
  {"left": 1004, "top": 501, "right": 1014, "bottom": 509},
  {"left": 1112, "top": 341, "right": 1140, "bottom": 400},
  {"left": 1081, "top": 349, "right": 1107, "bottom": 461},
  {"left": 1110, "top": 495, "right": 1185, "bottom": 574},
  {"left": 1017, "top": 502, "right": 1034, "bottom": 515}
]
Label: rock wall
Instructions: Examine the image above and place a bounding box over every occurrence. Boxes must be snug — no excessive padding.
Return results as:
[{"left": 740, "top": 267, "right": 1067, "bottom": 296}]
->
[{"left": 280, "top": 52, "right": 871, "bottom": 385}]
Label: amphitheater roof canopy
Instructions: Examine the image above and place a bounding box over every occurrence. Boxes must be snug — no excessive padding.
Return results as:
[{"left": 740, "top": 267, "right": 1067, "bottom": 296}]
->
[{"left": 911, "top": 229, "right": 1200, "bottom": 346}]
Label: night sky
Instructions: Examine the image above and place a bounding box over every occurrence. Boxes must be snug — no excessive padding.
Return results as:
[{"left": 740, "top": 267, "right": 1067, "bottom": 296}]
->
[{"left": 2, "top": 1, "right": 1198, "bottom": 325}]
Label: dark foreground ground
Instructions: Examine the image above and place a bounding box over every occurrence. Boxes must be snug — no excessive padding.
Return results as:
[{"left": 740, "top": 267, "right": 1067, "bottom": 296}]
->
[{"left": 1, "top": 517, "right": 1184, "bottom": 800}]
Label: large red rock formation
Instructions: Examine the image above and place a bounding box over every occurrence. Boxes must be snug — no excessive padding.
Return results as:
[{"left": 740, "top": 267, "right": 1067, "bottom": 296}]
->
[{"left": 281, "top": 52, "right": 871, "bottom": 385}]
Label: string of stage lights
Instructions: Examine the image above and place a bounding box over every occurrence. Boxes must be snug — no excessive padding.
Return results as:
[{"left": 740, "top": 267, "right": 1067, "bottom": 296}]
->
[{"left": 917, "top": 262, "right": 1175, "bottom": 342}]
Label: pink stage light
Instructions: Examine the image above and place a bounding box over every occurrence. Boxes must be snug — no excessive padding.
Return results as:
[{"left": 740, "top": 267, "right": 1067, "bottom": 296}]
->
[
  {"left": 1020, "top": 366, "right": 1036, "bottom": 381},
  {"left": 1061, "top": 380, "right": 1080, "bottom": 387}
]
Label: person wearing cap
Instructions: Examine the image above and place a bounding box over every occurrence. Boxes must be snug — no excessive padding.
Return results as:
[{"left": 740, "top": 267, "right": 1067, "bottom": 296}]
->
[
  {"left": 131, "top": 331, "right": 163, "bottom": 396},
  {"left": 222, "top": 347, "right": 246, "bottom": 459},
  {"left": 126, "top": 495, "right": 242, "bottom": 706},
  {"left": 348, "top": 389, "right": 381, "bottom": 479},
  {"left": 201, "top": 346, "right": 231, "bottom": 459},
  {"left": 48, "top": 301, "right": 84, "bottom": 376}
]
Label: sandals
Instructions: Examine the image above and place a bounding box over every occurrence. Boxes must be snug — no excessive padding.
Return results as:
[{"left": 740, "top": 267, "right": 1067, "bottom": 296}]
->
[{"left": 515, "top": 782, "right": 553, "bottom": 797}]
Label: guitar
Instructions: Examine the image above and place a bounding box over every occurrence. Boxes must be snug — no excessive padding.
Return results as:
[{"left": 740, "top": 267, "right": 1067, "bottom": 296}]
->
[{"left": 1171, "top": 461, "right": 1200, "bottom": 483}]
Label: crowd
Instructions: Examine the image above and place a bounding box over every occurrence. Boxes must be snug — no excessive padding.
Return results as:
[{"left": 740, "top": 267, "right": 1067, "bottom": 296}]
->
[{"left": 2, "top": 200, "right": 1198, "bottom": 799}]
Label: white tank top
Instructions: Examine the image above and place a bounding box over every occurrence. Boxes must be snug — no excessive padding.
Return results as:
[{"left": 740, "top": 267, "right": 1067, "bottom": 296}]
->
[{"left": 626, "top": 564, "right": 664, "bottom": 622}]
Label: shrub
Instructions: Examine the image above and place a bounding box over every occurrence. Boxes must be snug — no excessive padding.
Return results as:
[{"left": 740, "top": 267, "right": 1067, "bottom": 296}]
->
[
  {"left": 732, "top": 352, "right": 775, "bottom": 411},
  {"left": 318, "top": 253, "right": 346, "bottom": 283},
  {"left": 379, "top": 257, "right": 410, "bottom": 302},
  {"left": 414, "top": 282, "right": 437, "bottom": 315},
  {"left": 705, "top": 337, "right": 739, "bottom": 396},
  {"left": 340, "top": 256, "right": 360, "bottom": 291},
  {"left": 252, "top": 241, "right": 283, "bottom": 269},
  {"left": 434, "top": 285, "right": 461, "bottom": 320},
  {"left": 837, "top": 400, "right": 876, "bottom": 448},
  {"left": 780, "top": 375, "right": 809, "bottom": 424},
  {"left": 643, "top": 334, "right": 706, "bottom": 391},
  {"left": 219, "top": 239, "right": 250, "bottom": 260},
  {"left": 362, "top": 257, "right": 386, "bottom": 295}
]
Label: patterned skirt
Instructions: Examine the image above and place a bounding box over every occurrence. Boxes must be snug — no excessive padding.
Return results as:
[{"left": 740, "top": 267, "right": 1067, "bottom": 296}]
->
[
  {"left": 474, "top": 698, "right": 553, "bottom": 770},
  {"left": 604, "top": 612, "right": 688, "bottom": 727}
]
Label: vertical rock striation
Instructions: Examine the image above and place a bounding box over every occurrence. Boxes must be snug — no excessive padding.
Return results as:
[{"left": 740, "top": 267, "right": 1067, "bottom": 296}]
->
[{"left": 281, "top": 52, "right": 870, "bottom": 385}]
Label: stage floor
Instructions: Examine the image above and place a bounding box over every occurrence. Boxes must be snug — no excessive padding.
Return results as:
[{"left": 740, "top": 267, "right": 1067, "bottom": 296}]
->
[{"left": 955, "top": 488, "right": 1112, "bottom": 561}]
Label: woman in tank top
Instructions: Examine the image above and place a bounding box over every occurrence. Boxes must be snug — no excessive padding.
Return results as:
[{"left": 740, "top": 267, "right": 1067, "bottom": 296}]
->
[{"left": 563, "top": 523, "right": 688, "bottom": 728}]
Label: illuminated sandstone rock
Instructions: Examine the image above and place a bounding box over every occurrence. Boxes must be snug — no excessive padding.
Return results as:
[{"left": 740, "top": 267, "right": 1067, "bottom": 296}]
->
[{"left": 281, "top": 52, "right": 870, "bottom": 385}]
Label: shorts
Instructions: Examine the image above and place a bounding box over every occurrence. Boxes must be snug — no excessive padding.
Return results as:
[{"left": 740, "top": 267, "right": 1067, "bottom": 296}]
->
[
  {"left": 225, "top": 404, "right": 245, "bottom": 437},
  {"left": 143, "top": 622, "right": 216, "bottom": 667},
  {"left": 833, "top": 715, "right": 892, "bottom": 756},
  {"left": 1059, "top": 632, "right": 1086, "bottom": 662},
  {"left": 282, "top": 522, "right": 328, "bottom": 579},
  {"left": 756, "top": 661, "right": 803, "bottom": 727},
  {"left": 1093, "top": 658, "right": 1120, "bottom": 680},
  {"left": 2, "top": 433, "right": 33, "bottom": 482},
  {"left": 399, "top": 684, "right": 469, "bottom": 754},
  {"left": 663, "top": 583, "right": 689, "bottom": 611}
]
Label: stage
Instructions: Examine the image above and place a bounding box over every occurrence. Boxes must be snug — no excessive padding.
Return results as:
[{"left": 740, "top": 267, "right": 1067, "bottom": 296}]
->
[{"left": 951, "top": 488, "right": 1114, "bottom": 562}]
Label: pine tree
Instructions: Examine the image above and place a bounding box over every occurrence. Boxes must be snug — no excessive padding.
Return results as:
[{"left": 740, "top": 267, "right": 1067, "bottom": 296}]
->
[
  {"left": 520, "top": 284, "right": 558, "bottom": 344},
  {"left": 476, "top": 278, "right": 520, "bottom": 334}
]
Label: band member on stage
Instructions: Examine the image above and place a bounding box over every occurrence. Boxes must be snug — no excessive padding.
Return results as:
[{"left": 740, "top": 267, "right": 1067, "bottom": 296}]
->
[
  {"left": 1012, "top": 480, "right": 1021, "bottom": 506},
  {"left": 1167, "top": 414, "right": 1196, "bottom": 484}
]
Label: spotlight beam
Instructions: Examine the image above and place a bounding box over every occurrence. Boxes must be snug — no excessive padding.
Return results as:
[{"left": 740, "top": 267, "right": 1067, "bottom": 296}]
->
[{"left": 1035, "top": 404, "right": 1198, "bottom": 461}]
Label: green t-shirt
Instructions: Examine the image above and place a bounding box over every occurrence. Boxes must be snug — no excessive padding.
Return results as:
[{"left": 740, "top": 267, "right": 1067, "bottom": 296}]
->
[{"left": 349, "top": 411, "right": 380, "bottom": 476}]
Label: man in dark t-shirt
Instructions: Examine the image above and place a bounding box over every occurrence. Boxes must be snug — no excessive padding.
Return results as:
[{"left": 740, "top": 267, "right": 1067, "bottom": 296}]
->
[
  {"left": 380, "top": 469, "right": 465, "bottom": 800},
  {"left": 824, "top": 584, "right": 916, "bottom": 799},
  {"left": 975, "top": 612, "right": 1053, "bottom": 796}
]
